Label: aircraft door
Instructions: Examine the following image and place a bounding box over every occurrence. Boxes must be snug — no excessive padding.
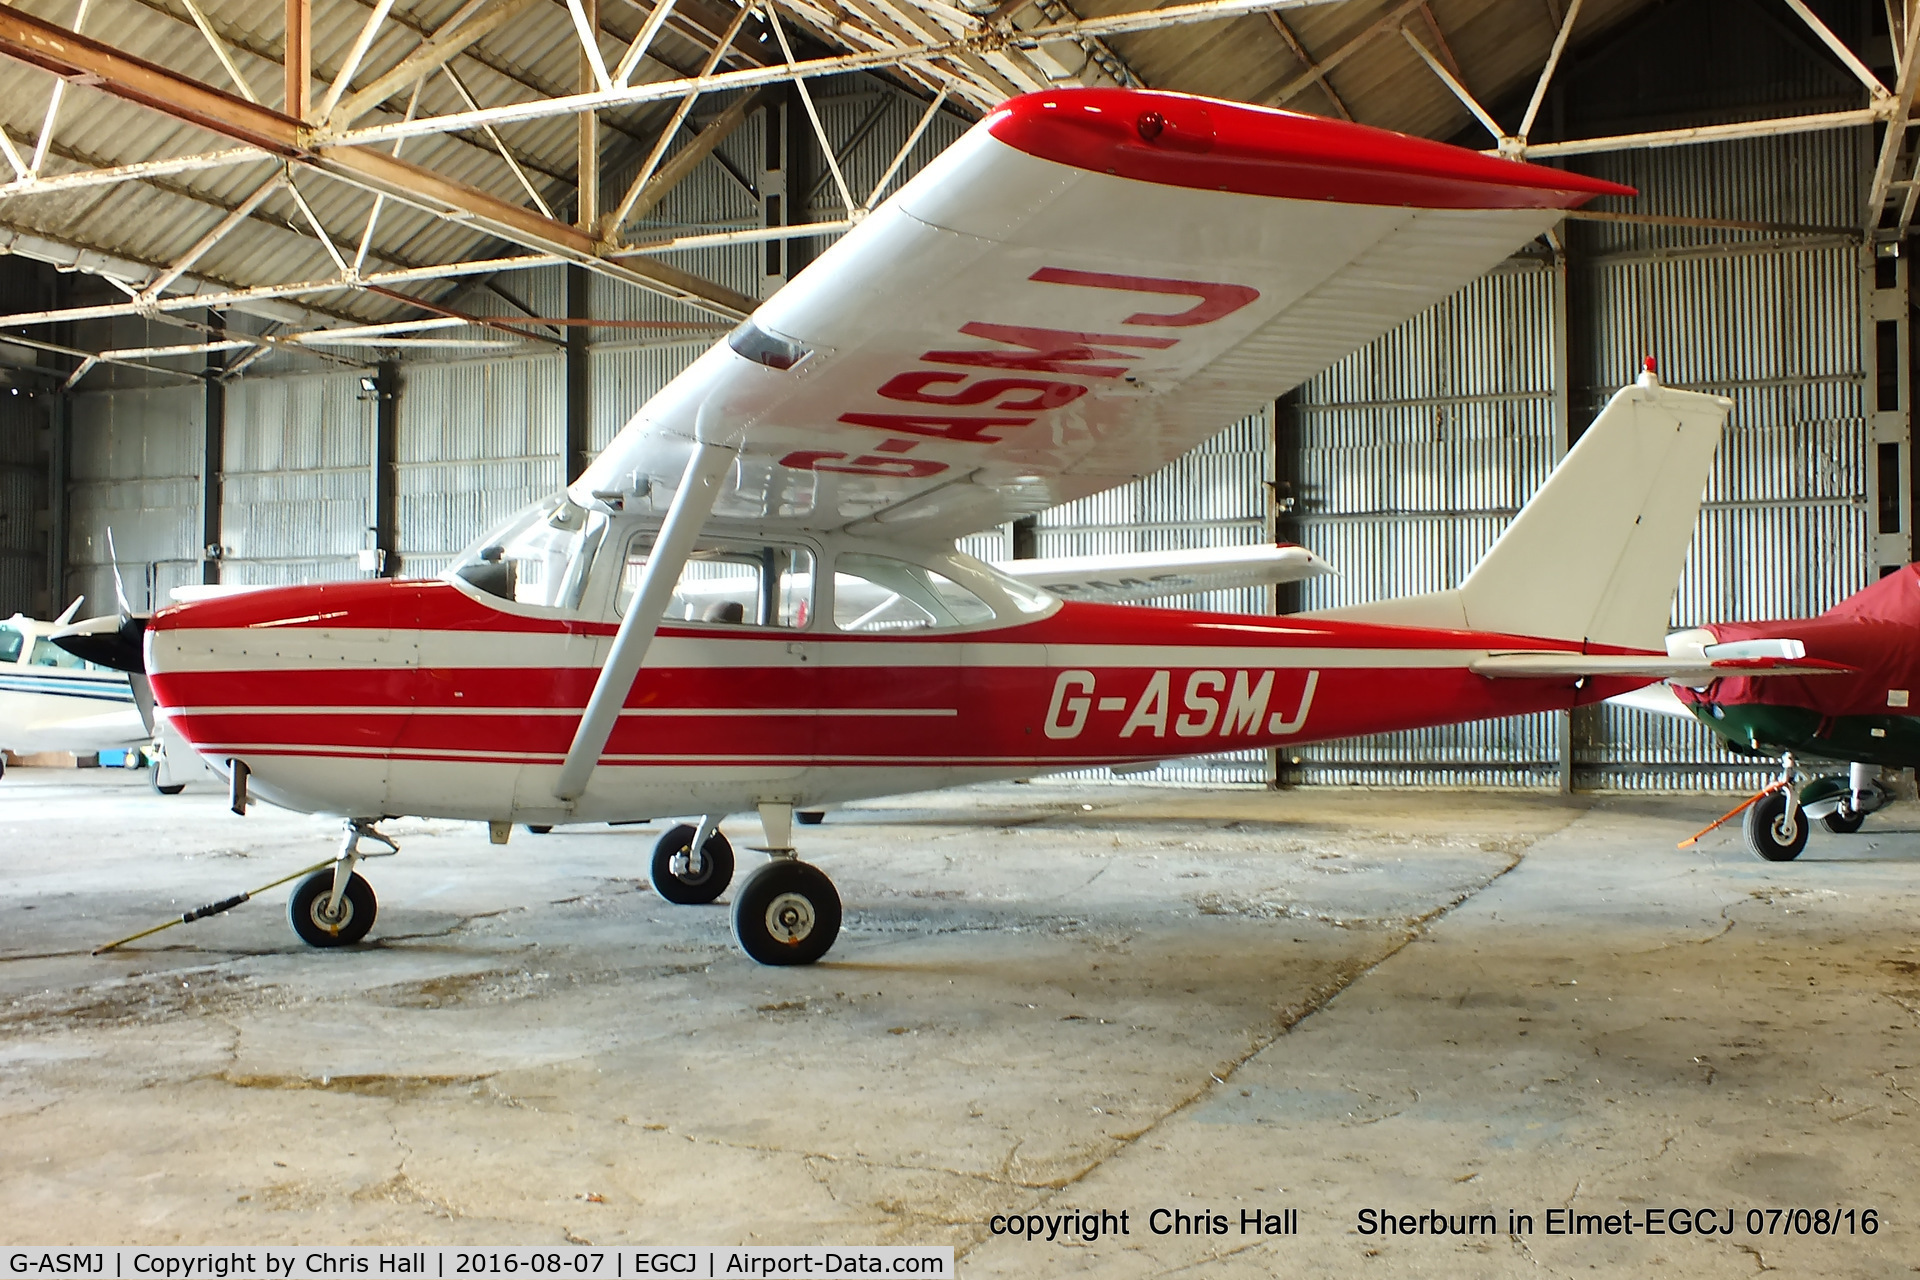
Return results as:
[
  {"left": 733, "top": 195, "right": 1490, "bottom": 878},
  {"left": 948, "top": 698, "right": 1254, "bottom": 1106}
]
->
[{"left": 606, "top": 535, "right": 821, "bottom": 787}]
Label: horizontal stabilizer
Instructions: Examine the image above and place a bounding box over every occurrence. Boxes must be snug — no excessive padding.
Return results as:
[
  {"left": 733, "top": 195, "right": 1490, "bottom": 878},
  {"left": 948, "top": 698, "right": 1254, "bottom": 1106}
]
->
[
  {"left": 1470, "top": 652, "right": 1852, "bottom": 680},
  {"left": 995, "top": 544, "right": 1333, "bottom": 604}
]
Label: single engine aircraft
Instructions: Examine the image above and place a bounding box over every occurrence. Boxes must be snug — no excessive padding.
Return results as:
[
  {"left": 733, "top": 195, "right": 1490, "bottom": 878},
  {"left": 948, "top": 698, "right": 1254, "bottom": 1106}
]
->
[
  {"left": 59, "top": 88, "right": 1822, "bottom": 964},
  {"left": 0, "top": 600, "right": 149, "bottom": 781},
  {"left": 1640, "top": 566, "right": 1920, "bottom": 861}
]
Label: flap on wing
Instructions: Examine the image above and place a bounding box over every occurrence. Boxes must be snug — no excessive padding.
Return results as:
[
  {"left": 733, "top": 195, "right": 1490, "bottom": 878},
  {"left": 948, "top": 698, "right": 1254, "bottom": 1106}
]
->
[
  {"left": 995, "top": 544, "right": 1332, "bottom": 603},
  {"left": 574, "top": 88, "right": 1628, "bottom": 543},
  {"left": 1471, "top": 652, "right": 1854, "bottom": 680}
]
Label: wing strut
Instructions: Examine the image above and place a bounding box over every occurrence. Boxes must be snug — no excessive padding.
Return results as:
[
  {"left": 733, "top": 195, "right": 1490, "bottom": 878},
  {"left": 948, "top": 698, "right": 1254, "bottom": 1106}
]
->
[{"left": 553, "top": 440, "right": 736, "bottom": 801}]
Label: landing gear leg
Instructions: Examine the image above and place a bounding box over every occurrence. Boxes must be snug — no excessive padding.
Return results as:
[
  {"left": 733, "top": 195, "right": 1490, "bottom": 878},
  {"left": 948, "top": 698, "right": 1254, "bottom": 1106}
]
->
[
  {"left": 730, "top": 802, "right": 841, "bottom": 966},
  {"left": 288, "top": 819, "right": 396, "bottom": 947},
  {"left": 1745, "top": 753, "right": 1809, "bottom": 862}
]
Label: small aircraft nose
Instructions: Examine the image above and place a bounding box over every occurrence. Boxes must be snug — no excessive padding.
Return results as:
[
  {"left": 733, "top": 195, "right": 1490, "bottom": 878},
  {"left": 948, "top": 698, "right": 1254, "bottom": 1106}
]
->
[{"left": 50, "top": 612, "right": 149, "bottom": 673}]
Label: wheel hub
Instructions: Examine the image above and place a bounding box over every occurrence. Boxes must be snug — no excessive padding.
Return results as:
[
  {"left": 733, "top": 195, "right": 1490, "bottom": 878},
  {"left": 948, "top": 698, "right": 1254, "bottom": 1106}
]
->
[{"left": 764, "top": 892, "right": 815, "bottom": 943}]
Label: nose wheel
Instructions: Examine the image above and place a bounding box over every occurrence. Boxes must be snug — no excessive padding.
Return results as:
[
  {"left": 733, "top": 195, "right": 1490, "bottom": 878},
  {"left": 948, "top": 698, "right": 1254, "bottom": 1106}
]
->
[
  {"left": 288, "top": 819, "right": 395, "bottom": 947},
  {"left": 288, "top": 869, "right": 377, "bottom": 946}
]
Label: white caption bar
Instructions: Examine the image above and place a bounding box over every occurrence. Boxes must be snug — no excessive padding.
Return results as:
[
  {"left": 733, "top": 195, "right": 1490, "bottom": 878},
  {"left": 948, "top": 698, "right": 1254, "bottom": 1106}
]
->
[{"left": 3, "top": 1249, "right": 955, "bottom": 1280}]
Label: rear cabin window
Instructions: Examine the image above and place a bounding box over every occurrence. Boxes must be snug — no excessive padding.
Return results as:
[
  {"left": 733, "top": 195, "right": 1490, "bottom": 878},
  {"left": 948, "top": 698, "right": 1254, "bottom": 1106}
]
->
[
  {"left": 833, "top": 554, "right": 996, "bottom": 632},
  {"left": 0, "top": 625, "right": 21, "bottom": 664}
]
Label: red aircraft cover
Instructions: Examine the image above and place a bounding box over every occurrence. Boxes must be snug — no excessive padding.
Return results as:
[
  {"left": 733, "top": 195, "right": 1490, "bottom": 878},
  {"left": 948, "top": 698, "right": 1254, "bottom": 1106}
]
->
[{"left": 1681, "top": 564, "right": 1920, "bottom": 717}]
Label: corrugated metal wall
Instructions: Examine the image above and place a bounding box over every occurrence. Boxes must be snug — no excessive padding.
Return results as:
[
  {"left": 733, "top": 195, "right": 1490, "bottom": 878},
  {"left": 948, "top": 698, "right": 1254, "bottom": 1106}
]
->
[
  {"left": 68, "top": 383, "right": 201, "bottom": 612},
  {"left": 1574, "top": 129, "right": 1871, "bottom": 791},
  {"left": 1288, "top": 261, "right": 1564, "bottom": 786},
  {"left": 1278, "top": 126, "right": 1872, "bottom": 791},
  {"left": 0, "top": 395, "right": 42, "bottom": 617},
  {"left": 220, "top": 371, "right": 369, "bottom": 585},
  {"left": 398, "top": 354, "right": 565, "bottom": 579}
]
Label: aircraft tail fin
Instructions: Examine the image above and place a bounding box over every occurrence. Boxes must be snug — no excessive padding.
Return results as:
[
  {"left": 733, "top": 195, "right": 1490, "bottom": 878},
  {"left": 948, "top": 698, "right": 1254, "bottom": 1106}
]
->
[{"left": 1305, "top": 375, "right": 1731, "bottom": 649}]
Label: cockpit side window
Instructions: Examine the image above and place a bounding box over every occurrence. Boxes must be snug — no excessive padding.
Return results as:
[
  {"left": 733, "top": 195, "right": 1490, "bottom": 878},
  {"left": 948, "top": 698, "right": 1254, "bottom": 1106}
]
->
[
  {"left": 29, "top": 637, "right": 88, "bottom": 669},
  {"left": 618, "top": 537, "right": 813, "bottom": 629},
  {"left": 0, "top": 625, "right": 21, "bottom": 664}
]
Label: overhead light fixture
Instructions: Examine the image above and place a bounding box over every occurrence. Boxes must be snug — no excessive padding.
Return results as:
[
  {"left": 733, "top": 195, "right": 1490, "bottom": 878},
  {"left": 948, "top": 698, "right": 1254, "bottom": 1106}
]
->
[{"left": 359, "top": 375, "right": 377, "bottom": 392}]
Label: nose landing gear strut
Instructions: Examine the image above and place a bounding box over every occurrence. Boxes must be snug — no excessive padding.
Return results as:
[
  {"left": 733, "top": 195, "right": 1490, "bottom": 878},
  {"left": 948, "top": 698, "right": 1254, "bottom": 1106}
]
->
[{"left": 287, "top": 819, "right": 397, "bottom": 947}]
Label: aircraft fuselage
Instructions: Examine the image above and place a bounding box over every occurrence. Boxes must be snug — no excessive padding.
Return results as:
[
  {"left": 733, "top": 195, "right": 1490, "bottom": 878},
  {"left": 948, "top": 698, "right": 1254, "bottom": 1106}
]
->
[{"left": 146, "top": 571, "right": 1639, "bottom": 823}]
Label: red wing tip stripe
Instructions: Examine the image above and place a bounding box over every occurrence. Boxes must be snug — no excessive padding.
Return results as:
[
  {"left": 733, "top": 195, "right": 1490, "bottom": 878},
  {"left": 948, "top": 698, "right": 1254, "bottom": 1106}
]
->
[{"left": 988, "top": 88, "right": 1634, "bottom": 209}]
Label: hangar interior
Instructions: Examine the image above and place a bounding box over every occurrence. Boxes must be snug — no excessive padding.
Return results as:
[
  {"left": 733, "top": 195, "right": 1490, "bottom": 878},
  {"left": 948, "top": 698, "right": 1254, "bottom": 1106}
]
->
[
  {"left": 5, "top": 0, "right": 1920, "bottom": 1267},
  {"left": 0, "top": 0, "right": 1904, "bottom": 795}
]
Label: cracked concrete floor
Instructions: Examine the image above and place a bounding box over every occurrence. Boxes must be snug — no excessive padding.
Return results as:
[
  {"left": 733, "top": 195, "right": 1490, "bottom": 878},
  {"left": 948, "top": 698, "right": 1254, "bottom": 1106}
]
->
[{"left": 1, "top": 770, "right": 1918, "bottom": 1277}]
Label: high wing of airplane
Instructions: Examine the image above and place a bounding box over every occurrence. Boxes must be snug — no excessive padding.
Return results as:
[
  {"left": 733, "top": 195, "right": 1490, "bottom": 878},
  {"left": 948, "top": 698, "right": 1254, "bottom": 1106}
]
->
[
  {"left": 64, "top": 87, "right": 1799, "bottom": 966},
  {"left": 1623, "top": 566, "right": 1920, "bottom": 862},
  {"left": 0, "top": 600, "right": 149, "bottom": 778}
]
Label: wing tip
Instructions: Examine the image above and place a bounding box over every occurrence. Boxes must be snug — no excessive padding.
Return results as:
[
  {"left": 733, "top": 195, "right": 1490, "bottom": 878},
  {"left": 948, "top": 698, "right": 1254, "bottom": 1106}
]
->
[{"left": 988, "top": 88, "right": 1635, "bottom": 210}]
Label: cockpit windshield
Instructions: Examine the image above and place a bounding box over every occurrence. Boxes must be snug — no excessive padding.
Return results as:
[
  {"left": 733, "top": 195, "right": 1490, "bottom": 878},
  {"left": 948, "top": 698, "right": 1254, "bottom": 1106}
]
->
[{"left": 446, "top": 494, "right": 608, "bottom": 610}]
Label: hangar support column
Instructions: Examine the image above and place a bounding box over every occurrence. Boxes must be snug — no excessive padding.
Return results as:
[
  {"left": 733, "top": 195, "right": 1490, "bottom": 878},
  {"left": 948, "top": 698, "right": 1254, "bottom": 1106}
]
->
[
  {"left": 372, "top": 359, "right": 400, "bottom": 578},
  {"left": 566, "top": 265, "right": 591, "bottom": 483},
  {"left": 1866, "top": 247, "right": 1911, "bottom": 574},
  {"left": 201, "top": 312, "right": 224, "bottom": 586}
]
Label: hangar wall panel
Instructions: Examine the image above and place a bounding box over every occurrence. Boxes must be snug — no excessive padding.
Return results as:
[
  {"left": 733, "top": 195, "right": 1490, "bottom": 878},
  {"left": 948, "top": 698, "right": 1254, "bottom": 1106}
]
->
[
  {"left": 220, "top": 372, "right": 369, "bottom": 585},
  {"left": 1274, "top": 127, "right": 1870, "bottom": 792},
  {"left": 1573, "top": 129, "right": 1870, "bottom": 792},
  {"left": 1286, "top": 262, "right": 1563, "bottom": 787},
  {"left": 0, "top": 397, "right": 42, "bottom": 617},
  {"left": 397, "top": 354, "right": 565, "bottom": 579},
  {"left": 68, "top": 384, "right": 200, "bottom": 612}
]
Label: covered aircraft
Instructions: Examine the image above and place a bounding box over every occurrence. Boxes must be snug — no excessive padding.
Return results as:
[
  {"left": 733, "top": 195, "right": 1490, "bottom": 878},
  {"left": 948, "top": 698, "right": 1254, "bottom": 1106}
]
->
[
  {"left": 61, "top": 88, "right": 1816, "bottom": 964},
  {"left": 1660, "top": 566, "right": 1920, "bottom": 861}
]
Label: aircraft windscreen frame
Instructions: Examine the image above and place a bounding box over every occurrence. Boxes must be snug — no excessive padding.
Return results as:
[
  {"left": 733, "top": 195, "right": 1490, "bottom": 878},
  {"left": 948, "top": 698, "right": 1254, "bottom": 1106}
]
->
[{"left": 448, "top": 494, "right": 609, "bottom": 610}]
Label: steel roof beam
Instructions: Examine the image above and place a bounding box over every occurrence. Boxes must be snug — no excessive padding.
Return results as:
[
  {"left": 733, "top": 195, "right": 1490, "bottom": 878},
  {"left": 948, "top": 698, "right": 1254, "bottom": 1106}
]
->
[
  {"left": 1265, "top": 11, "right": 1349, "bottom": 119},
  {"left": 327, "top": 0, "right": 1358, "bottom": 147},
  {"left": 0, "top": 7, "right": 756, "bottom": 319},
  {"left": 1268, "top": 0, "right": 1424, "bottom": 106},
  {"left": 329, "top": 0, "right": 541, "bottom": 127}
]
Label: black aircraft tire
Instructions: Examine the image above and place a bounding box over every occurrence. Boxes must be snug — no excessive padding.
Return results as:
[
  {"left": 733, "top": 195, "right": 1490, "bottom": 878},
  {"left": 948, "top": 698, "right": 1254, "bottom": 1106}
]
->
[
  {"left": 287, "top": 870, "right": 378, "bottom": 947},
  {"left": 149, "top": 761, "right": 185, "bottom": 796},
  {"left": 526, "top": 824, "right": 553, "bottom": 834},
  {"left": 1823, "top": 807, "right": 1866, "bottom": 835},
  {"left": 731, "top": 860, "right": 841, "bottom": 966},
  {"left": 650, "top": 824, "right": 735, "bottom": 905},
  {"left": 796, "top": 810, "right": 826, "bottom": 825},
  {"left": 1745, "top": 791, "right": 1810, "bottom": 862}
]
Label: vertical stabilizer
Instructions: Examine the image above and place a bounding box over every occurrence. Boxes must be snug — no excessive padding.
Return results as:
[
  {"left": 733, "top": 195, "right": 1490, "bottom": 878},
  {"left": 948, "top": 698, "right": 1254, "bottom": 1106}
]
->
[{"left": 1306, "top": 376, "right": 1730, "bottom": 649}]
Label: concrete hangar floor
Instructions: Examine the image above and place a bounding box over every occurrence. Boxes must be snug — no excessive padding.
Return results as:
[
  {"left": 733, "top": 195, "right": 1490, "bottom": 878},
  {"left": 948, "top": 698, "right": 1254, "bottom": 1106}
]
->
[{"left": 1, "top": 769, "right": 1917, "bottom": 1276}]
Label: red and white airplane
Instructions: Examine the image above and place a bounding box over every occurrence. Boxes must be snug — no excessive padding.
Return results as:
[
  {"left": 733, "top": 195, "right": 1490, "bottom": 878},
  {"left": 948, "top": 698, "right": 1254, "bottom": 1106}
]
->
[{"left": 63, "top": 89, "right": 1809, "bottom": 965}]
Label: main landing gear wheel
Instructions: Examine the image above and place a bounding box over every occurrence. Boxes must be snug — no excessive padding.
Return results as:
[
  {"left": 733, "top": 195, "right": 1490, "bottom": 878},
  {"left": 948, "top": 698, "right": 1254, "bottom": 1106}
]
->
[
  {"left": 1745, "top": 790, "right": 1809, "bottom": 862},
  {"left": 149, "top": 760, "right": 184, "bottom": 796},
  {"left": 731, "top": 860, "right": 841, "bottom": 966},
  {"left": 651, "top": 824, "right": 735, "bottom": 905},
  {"left": 287, "top": 870, "right": 378, "bottom": 947},
  {"left": 1823, "top": 806, "right": 1866, "bottom": 835}
]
